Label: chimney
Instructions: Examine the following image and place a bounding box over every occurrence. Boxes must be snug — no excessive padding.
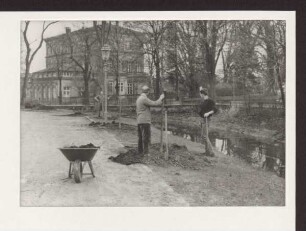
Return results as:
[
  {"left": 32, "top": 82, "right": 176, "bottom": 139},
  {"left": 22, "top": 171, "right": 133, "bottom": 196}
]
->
[{"left": 65, "top": 27, "right": 71, "bottom": 34}]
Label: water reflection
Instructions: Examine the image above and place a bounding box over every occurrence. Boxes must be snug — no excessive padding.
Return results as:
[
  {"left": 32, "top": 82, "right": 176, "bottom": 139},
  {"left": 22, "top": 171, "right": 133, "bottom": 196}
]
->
[{"left": 162, "top": 125, "right": 285, "bottom": 178}]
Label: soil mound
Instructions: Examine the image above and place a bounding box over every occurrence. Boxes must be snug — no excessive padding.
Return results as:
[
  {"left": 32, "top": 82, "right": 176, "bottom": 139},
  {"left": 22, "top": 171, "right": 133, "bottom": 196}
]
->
[
  {"left": 89, "top": 121, "right": 103, "bottom": 126},
  {"left": 109, "top": 143, "right": 212, "bottom": 170},
  {"left": 35, "top": 104, "right": 54, "bottom": 110},
  {"left": 64, "top": 143, "right": 99, "bottom": 148},
  {"left": 62, "top": 112, "right": 83, "bottom": 116},
  {"left": 89, "top": 120, "right": 119, "bottom": 127},
  {"left": 109, "top": 149, "right": 142, "bottom": 165}
]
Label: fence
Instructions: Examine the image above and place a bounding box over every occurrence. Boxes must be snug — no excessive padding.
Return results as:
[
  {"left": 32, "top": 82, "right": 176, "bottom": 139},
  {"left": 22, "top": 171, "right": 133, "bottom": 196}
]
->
[
  {"left": 26, "top": 93, "right": 284, "bottom": 113},
  {"left": 26, "top": 97, "right": 95, "bottom": 106},
  {"left": 108, "top": 93, "right": 180, "bottom": 106}
]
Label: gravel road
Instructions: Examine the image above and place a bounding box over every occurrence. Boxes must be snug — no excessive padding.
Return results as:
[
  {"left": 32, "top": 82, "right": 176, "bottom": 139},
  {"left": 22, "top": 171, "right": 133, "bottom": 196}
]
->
[{"left": 20, "top": 110, "right": 188, "bottom": 206}]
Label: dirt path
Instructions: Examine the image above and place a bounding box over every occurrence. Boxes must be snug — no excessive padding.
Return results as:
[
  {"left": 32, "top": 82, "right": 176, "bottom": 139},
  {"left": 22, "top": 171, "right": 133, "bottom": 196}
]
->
[{"left": 21, "top": 110, "right": 188, "bottom": 206}]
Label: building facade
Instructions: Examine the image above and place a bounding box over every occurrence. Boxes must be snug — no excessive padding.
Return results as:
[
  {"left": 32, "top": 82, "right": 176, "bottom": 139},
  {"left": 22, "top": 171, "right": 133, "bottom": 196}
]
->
[{"left": 26, "top": 24, "right": 149, "bottom": 105}]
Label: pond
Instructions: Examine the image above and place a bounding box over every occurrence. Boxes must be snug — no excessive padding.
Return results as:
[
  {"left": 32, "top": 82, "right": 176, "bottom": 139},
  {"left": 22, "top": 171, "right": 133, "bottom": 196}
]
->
[{"left": 155, "top": 123, "right": 285, "bottom": 178}]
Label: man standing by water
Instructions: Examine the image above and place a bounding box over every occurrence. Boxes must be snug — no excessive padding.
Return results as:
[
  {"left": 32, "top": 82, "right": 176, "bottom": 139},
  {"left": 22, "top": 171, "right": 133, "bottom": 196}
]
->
[
  {"left": 198, "top": 87, "right": 217, "bottom": 156},
  {"left": 136, "top": 85, "right": 164, "bottom": 159}
]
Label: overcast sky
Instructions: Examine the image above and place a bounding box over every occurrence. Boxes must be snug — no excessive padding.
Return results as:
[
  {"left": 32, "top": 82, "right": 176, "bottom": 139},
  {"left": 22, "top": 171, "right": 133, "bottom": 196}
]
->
[{"left": 21, "top": 21, "right": 92, "bottom": 73}]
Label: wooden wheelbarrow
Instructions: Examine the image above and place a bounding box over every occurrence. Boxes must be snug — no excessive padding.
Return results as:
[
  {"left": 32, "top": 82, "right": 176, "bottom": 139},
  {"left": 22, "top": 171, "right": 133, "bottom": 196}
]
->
[{"left": 59, "top": 147, "right": 100, "bottom": 183}]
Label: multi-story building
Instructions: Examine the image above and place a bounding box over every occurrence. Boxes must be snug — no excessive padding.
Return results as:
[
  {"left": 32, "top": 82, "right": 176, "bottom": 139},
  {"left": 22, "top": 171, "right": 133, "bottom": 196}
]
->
[{"left": 27, "top": 24, "right": 149, "bottom": 105}]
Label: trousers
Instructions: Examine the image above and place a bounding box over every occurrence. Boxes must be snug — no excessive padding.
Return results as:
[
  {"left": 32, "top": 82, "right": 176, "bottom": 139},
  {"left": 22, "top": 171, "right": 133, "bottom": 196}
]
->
[
  {"left": 200, "top": 117, "right": 213, "bottom": 155},
  {"left": 138, "top": 123, "right": 151, "bottom": 155}
]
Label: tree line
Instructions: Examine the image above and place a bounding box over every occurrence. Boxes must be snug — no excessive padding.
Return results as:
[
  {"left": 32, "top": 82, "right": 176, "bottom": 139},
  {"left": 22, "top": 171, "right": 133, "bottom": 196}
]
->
[{"left": 21, "top": 20, "right": 285, "bottom": 107}]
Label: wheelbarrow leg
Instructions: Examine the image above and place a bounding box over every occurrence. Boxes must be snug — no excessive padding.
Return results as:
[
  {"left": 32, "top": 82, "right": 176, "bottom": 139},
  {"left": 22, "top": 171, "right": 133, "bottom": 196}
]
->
[
  {"left": 80, "top": 162, "right": 83, "bottom": 175},
  {"left": 88, "top": 161, "right": 95, "bottom": 177},
  {"left": 81, "top": 162, "right": 87, "bottom": 174},
  {"left": 73, "top": 160, "right": 82, "bottom": 183},
  {"left": 68, "top": 162, "right": 72, "bottom": 178}
]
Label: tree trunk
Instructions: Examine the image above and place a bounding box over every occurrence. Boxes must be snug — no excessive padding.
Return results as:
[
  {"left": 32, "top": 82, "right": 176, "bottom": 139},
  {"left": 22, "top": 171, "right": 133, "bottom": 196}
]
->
[
  {"left": 154, "top": 51, "right": 161, "bottom": 99},
  {"left": 210, "top": 21, "right": 217, "bottom": 99},
  {"left": 115, "top": 50, "right": 120, "bottom": 96},
  {"left": 21, "top": 64, "right": 30, "bottom": 105},
  {"left": 189, "top": 79, "right": 198, "bottom": 98},
  {"left": 115, "top": 21, "right": 120, "bottom": 97},
  {"left": 175, "top": 68, "right": 179, "bottom": 100},
  {"left": 83, "top": 74, "right": 90, "bottom": 105},
  {"left": 275, "top": 62, "right": 285, "bottom": 108},
  {"left": 206, "top": 51, "right": 216, "bottom": 99},
  {"left": 59, "top": 77, "right": 62, "bottom": 105},
  {"left": 201, "top": 21, "right": 218, "bottom": 99},
  {"left": 221, "top": 51, "right": 228, "bottom": 83},
  {"left": 58, "top": 68, "right": 62, "bottom": 105},
  {"left": 266, "top": 42, "right": 276, "bottom": 94}
]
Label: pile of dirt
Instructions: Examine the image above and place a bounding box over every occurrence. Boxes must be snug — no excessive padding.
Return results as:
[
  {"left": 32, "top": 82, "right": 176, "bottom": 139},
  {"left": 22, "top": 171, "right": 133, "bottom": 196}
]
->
[
  {"left": 62, "top": 112, "right": 83, "bottom": 116},
  {"left": 89, "top": 121, "right": 104, "bottom": 126},
  {"left": 109, "top": 143, "right": 213, "bottom": 170},
  {"left": 109, "top": 149, "right": 142, "bottom": 165},
  {"left": 64, "top": 143, "right": 99, "bottom": 148},
  {"left": 35, "top": 104, "right": 54, "bottom": 110},
  {"left": 88, "top": 120, "right": 118, "bottom": 127},
  {"left": 89, "top": 121, "right": 137, "bottom": 133}
]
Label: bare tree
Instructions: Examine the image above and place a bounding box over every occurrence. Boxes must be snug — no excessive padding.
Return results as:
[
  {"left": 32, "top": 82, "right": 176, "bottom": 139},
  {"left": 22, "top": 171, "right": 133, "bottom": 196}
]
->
[
  {"left": 110, "top": 21, "right": 123, "bottom": 96},
  {"left": 256, "top": 20, "right": 286, "bottom": 107},
  {"left": 175, "top": 21, "right": 201, "bottom": 97},
  {"left": 127, "top": 21, "right": 168, "bottom": 99},
  {"left": 164, "top": 21, "right": 181, "bottom": 99},
  {"left": 46, "top": 40, "right": 66, "bottom": 104},
  {"left": 198, "top": 20, "right": 228, "bottom": 99},
  {"left": 66, "top": 25, "right": 97, "bottom": 105},
  {"left": 21, "top": 21, "right": 58, "bottom": 105}
]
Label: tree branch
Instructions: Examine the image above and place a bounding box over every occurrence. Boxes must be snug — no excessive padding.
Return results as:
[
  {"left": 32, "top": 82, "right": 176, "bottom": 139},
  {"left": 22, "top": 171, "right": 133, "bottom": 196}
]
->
[{"left": 29, "top": 21, "right": 58, "bottom": 65}]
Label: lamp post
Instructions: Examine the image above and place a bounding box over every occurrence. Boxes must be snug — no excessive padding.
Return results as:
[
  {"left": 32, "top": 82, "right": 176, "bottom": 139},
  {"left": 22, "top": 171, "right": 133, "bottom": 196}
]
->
[{"left": 101, "top": 44, "right": 111, "bottom": 123}]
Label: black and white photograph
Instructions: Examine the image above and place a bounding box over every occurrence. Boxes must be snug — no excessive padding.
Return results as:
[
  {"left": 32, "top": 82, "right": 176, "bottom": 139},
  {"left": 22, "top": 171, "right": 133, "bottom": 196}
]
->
[
  {"left": 20, "top": 18, "right": 288, "bottom": 207},
  {"left": 0, "top": 10, "right": 297, "bottom": 231}
]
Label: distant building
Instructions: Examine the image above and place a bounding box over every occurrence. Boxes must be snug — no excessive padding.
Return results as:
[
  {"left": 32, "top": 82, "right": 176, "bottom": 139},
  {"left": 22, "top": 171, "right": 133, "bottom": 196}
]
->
[{"left": 27, "top": 24, "right": 149, "bottom": 105}]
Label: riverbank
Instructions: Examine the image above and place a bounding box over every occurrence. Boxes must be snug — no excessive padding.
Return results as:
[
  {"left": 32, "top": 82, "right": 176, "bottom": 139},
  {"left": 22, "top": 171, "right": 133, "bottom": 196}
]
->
[
  {"left": 114, "top": 106, "right": 285, "bottom": 144},
  {"left": 84, "top": 111, "right": 285, "bottom": 206}
]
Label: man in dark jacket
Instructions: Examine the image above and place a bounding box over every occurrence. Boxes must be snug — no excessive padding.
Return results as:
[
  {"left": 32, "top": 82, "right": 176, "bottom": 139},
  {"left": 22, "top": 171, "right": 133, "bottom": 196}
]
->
[{"left": 198, "top": 87, "right": 217, "bottom": 156}]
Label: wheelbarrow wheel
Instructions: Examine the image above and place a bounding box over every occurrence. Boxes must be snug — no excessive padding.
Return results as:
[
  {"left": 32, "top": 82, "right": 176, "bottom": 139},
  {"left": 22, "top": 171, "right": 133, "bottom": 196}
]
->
[{"left": 72, "top": 160, "right": 82, "bottom": 183}]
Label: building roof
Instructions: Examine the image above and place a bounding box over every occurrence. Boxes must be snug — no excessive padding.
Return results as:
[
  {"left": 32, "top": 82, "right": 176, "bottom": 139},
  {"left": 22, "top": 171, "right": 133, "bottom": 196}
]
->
[
  {"left": 31, "top": 67, "right": 81, "bottom": 74},
  {"left": 44, "top": 24, "right": 143, "bottom": 43}
]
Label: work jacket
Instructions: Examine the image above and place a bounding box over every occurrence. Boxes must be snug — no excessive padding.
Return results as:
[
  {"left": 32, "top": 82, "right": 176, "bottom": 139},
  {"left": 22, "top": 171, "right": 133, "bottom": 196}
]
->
[
  {"left": 136, "top": 93, "right": 163, "bottom": 124},
  {"left": 198, "top": 98, "right": 218, "bottom": 118}
]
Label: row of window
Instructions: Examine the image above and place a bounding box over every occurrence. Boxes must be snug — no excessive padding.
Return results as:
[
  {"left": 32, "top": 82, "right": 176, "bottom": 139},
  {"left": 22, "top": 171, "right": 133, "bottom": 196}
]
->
[
  {"left": 45, "top": 59, "right": 143, "bottom": 74},
  {"left": 32, "top": 71, "right": 74, "bottom": 79},
  {"left": 29, "top": 86, "right": 57, "bottom": 100},
  {"left": 29, "top": 86, "right": 76, "bottom": 99},
  {"left": 28, "top": 82, "right": 137, "bottom": 100},
  {"left": 107, "top": 82, "right": 137, "bottom": 95},
  {"left": 47, "top": 40, "right": 134, "bottom": 56},
  {"left": 120, "top": 61, "right": 143, "bottom": 73},
  {"left": 47, "top": 46, "right": 70, "bottom": 56},
  {"left": 61, "top": 84, "right": 136, "bottom": 97}
]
